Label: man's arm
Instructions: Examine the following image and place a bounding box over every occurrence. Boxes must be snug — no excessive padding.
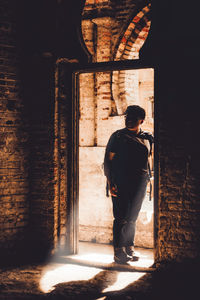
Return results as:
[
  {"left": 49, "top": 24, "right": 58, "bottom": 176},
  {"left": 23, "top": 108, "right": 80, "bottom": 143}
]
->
[
  {"left": 103, "top": 150, "right": 115, "bottom": 183},
  {"left": 104, "top": 131, "right": 120, "bottom": 197},
  {"left": 104, "top": 151, "right": 118, "bottom": 197}
]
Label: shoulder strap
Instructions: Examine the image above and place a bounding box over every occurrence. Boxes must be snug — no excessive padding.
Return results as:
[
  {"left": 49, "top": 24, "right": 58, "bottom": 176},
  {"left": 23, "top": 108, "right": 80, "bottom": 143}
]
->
[
  {"left": 139, "top": 131, "right": 154, "bottom": 202},
  {"left": 139, "top": 131, "right": 154, "bottom": 156}
]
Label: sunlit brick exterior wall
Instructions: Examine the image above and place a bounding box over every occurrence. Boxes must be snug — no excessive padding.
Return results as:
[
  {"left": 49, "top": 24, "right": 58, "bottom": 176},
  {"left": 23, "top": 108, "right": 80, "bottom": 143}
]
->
[{"left": 79, "top": 68, "right": 154, "bottom": 248}]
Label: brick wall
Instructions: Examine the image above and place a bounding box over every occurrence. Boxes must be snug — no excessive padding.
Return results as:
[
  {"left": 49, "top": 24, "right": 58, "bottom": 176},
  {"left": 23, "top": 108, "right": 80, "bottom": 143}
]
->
[
  {"left": 0, "top": 0, "right": 30, "bottom": 260},
  {"left": 155, "top": 62, "right": 200, "bottom": 262},
  {"left": 0, "top": 0, "right": 57, "bottom": 263},
  {"left": 23, "top": 56, "right": 55, "bottom": 259}
]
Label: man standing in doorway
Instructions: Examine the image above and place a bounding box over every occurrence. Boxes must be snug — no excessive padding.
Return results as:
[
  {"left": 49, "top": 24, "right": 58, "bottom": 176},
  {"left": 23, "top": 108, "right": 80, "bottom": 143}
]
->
[{"left": 104, "top": 105, "right": 153, "bottom": 264}]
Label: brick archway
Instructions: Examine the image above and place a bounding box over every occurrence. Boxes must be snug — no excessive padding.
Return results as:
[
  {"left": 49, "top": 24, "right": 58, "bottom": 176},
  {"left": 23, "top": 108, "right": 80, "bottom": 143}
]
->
[
  {"left": 112, "top": 4, "right": 151, "bottom": 115},
  {"left": 114, "top": 4, "right": 151, "bottom": 61}
]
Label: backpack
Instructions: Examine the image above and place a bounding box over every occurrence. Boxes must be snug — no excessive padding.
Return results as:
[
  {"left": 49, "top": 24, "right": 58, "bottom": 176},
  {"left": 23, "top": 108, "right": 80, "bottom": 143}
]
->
[{"left": 105, "top": 130, "right": 154, "bottom": 200}]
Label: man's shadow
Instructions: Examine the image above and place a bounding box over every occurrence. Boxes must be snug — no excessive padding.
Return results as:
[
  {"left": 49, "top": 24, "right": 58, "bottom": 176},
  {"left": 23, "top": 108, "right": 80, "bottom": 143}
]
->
[{"left": 47, "top": 268, "right": 118, "bottom": 300}]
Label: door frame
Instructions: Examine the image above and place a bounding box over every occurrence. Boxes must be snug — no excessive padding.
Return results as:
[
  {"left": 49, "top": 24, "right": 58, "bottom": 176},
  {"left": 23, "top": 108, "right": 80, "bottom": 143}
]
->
[{"left": 69, "top": 59, "right": 158, "bottom": 255}]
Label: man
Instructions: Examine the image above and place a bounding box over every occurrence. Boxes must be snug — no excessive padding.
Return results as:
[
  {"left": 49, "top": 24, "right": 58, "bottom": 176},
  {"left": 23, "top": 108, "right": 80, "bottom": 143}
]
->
[{"left": 104, "top": 105, "right": 154, "bottom": 264}]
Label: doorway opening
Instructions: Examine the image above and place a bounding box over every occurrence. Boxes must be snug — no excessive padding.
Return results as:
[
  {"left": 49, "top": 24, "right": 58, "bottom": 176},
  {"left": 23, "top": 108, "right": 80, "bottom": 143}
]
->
[{"left": 78, "top": 67, "right": 154, "bottom": 263}]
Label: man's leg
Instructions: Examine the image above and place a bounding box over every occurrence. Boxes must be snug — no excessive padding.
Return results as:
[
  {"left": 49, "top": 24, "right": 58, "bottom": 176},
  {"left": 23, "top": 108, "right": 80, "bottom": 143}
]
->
[
  {"left": 112, "top": 185, "right": 137, "bottom": 248},
  {"left": 112, "top": 196, "right": 131, "bottom": 263},
  {"left": 112, "top": 177, "right": 147, "bottom": 262},
  {"left": 124, "top": 176, "right": 148, "bottom": 258}
]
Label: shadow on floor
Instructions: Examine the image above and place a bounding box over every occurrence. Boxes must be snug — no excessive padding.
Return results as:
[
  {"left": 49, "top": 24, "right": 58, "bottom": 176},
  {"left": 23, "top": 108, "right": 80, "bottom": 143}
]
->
[
  {"left": 0, "top": 252, "right": 199, "bottom": 300},
  {"left": 47, "top": 257, "right": 200, "bottom": 300},
  {"left": 48, "top": 269, "right": 118, "bottom": 299}
]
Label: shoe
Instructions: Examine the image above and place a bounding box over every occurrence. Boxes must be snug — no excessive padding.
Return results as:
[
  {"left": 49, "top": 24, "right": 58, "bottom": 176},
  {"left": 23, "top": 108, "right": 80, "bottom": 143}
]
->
[
  {"left": 114, "top": 247, "right": 131, "bottom": 264},
  {"left": 125, "top": 246, "right": 134, "bottom": 256},
  {"left": 125, "top": 246, "right": 139, "bottom": 261}
]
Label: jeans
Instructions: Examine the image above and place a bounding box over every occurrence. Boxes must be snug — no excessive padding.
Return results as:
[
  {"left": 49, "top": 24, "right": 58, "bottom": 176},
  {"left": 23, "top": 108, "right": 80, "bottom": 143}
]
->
[{"left": 112, "top": 175, "right": 148, "bottom": 248}]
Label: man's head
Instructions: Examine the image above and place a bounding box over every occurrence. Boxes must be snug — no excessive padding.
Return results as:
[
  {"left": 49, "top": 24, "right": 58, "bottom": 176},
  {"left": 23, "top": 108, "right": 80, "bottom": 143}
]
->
[{"left": 125, "top": 105, "right": 146, "bottom": 129}]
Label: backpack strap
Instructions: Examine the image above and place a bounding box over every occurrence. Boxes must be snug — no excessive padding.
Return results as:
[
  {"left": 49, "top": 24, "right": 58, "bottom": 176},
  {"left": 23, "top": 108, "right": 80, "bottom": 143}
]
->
[
  {"left": 139, "top": 131, "right": 154, "bottom": 201},
  {"left": 106, "top": 181, "right": 109, "bottom": 197},
  {"left": 139, "top": 131, "right": 154, "bottom": 155},
  {"left": 147, "top": 160, "right": 152, "bottom": 201}
]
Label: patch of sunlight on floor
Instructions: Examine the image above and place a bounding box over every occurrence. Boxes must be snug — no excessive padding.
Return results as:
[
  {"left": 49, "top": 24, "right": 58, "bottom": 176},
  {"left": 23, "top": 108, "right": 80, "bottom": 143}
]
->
[
  {"left": 102, "top": 271, "right": 145, "bottom": 293},
  {"left": 40, "top": 243, "right": 153, "bottom": 294},
  {"left": 40, "top": 263, "right": 102, "bottom": 293},
  {"left": 128, "top": 250, "right": 154, "bottom": 268},
  {"left": 40, "top": 262, "right": 146, "bottom": 295},
  {"left": 67, "top": 250, "right": 153, "bottom": 268},
  {"left": 67, "top": 253, "right": 112, "bottom": 264},
  {"left": 78, "top": 242, "right": 154, "bottom": 268}
]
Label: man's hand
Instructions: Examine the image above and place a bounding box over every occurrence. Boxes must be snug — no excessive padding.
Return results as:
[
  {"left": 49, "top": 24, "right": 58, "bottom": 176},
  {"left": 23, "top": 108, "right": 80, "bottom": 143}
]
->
[{"left": 110, "top": 184, "right": 118, "bottom": 197}]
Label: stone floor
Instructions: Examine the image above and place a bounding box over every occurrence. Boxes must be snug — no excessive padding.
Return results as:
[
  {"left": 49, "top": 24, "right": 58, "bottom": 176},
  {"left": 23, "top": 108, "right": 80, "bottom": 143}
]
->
[{"left": 0, "top": 242, "right": 199, "bottom": 300}]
